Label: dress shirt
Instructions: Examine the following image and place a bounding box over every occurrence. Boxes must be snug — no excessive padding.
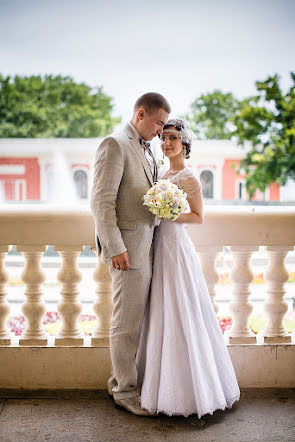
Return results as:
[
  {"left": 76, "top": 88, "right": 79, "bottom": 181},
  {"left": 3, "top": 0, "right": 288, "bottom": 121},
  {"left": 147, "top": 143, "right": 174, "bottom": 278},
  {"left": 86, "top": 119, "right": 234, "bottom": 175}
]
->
[{"left": 129, "top": 122, "right": 157, "bottom": 181}]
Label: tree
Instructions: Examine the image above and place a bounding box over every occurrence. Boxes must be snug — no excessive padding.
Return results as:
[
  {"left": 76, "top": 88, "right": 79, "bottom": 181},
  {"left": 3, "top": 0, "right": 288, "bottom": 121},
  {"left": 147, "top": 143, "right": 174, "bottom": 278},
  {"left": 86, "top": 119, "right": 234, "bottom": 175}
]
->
[
  {"left": 186, "top": 74, "right": 295, "bottom": 199},
  {"left": 185, "top": 90, "right": 240, "bottom": 139},
  {"left": 0, "top": 74, "right": 120, "bottom": 137},
  {"left": 233, "top": 73, "right": 295, "bottom": 198}
]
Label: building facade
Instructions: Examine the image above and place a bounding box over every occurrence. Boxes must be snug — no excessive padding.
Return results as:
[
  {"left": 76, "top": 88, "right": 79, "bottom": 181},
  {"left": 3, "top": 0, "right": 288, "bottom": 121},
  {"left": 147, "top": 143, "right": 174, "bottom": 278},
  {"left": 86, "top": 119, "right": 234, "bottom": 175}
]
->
[{"left": 0, "top": 138, "right": 286, "bottom": 204}]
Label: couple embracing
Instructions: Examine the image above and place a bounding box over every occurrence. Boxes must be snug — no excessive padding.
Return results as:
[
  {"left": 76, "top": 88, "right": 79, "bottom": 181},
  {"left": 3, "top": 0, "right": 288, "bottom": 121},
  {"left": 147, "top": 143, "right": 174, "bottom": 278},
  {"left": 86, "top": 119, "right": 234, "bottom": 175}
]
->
[{"left": 90, "top": 93, "right": 240, "bottom": 418}]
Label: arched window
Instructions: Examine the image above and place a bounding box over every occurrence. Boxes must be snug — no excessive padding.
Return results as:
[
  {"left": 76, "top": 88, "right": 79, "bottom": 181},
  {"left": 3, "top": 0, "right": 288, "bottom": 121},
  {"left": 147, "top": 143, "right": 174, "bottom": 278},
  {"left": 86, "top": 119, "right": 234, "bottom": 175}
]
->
[
  {"left": 73, "top": 169, "right": 88, "bottom": 199},
  {"left": 200, "top": 170, "right": 214, "bottom": 199}
]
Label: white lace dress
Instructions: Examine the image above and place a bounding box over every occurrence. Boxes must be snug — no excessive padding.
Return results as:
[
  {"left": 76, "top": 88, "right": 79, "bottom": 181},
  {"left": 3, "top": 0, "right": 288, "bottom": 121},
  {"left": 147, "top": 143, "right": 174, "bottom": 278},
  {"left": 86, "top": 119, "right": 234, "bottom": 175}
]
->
[{"left": 136, "top": 167, "right": 240, "bottom": 418}]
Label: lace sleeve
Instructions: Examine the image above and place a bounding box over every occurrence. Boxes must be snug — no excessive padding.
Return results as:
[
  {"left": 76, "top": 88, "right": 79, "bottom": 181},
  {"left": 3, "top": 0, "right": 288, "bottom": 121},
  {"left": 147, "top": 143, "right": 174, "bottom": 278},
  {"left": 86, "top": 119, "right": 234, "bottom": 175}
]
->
[{"left": 176, "top": 168, "right": 202, "bottom": 198}]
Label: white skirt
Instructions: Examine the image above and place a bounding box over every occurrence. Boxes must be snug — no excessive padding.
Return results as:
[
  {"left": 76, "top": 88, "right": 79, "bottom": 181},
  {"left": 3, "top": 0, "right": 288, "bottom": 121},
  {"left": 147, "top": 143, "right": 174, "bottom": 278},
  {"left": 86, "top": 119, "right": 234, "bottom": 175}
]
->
[{"left": 136, "top": 220, "right": 240, "bottom": 418}]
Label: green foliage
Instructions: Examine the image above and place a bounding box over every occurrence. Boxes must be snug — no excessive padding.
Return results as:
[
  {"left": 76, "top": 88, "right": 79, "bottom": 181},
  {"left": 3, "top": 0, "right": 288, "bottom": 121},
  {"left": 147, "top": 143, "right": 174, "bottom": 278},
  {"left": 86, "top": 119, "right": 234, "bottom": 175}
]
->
[
  {"left": 185, "top": 90, "right": 240, "bottom": 139},
  {"left": 0, "top": 74, "right": 120, "bottom": 137},
  {"left": 186, "top": 74, "right": 295, "bottom": 199},
  {"left": 233, "top": 73, "right": 295, "bottom": 198}
]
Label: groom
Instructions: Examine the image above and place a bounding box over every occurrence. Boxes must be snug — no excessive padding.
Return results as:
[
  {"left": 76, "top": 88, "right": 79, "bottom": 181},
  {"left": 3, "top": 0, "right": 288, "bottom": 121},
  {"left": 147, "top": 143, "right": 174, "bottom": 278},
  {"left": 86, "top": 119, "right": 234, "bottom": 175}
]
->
[{"left": 90, "top": 93, "right": 170, "bottom": 415}]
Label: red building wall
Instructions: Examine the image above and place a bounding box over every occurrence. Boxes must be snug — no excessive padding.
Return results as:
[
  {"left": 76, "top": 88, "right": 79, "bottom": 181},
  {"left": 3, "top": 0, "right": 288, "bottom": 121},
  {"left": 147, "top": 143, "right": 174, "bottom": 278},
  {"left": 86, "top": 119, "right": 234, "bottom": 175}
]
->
[
  {"left": 268, "top": 182, "right": 280, "bottom": 200},
  {"left": 222, "top": 159, "right": 280, "bottom": 201},
  {"left": 0, "top": 156, "right": 281, "bottom": 202},
  {"left": 0, "top": 158, "right": 40, "bottom": 200},
  {"left": 223, "top": 159, "right": 241, "bottom": 199}
]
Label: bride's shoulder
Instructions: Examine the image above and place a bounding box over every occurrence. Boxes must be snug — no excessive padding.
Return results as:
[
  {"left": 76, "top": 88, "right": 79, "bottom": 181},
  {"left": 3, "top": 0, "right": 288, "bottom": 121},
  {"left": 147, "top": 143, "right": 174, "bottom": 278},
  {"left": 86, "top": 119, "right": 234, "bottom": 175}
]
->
[
  {"left": 178, "top": 167, "right": 202, "bottom": 198},
  {"left": 179, "top": 167, "right": 200, "bottom": 181}
]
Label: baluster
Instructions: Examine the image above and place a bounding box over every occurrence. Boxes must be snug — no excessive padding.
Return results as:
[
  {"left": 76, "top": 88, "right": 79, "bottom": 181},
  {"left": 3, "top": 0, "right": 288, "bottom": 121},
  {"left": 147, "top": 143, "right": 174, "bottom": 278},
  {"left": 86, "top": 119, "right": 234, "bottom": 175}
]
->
[
  {"left": 54, "top": 246, "right": 84, "bottom": 345},
  {"left": 91, "top": 252, "right": 113, "bottom": 346},
  {"left": 196, "top": 246, "right": 223, "bottom": 314},
  {"left": 17, "top": 246, "right": 49, "bottom": 345},
  {"left": 0, "top": 246, "right": 12, "bottom": 345},
  {"left": 226, "top": 246, "right": 258, "bottom": 344},
  {"left": 263, "top": 246, "right": 292, "bottom": 343}
]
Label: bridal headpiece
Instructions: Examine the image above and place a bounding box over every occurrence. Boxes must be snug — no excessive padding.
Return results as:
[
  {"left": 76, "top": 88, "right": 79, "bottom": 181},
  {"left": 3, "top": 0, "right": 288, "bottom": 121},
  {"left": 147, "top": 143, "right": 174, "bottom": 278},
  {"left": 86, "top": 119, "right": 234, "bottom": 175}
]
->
[
  {"left": 162, "top": 118, "right": 196, "bottom": 158},
  {"left": 163, "top": 118, "right": 196, "bottom": 144}
]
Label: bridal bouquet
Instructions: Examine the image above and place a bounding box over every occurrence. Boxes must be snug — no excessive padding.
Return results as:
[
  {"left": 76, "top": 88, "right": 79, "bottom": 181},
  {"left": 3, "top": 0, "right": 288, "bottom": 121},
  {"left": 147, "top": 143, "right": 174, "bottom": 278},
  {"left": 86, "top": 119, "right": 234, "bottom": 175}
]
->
[{"left": 143, "top": 180, "right": 188, "bottom": 221}]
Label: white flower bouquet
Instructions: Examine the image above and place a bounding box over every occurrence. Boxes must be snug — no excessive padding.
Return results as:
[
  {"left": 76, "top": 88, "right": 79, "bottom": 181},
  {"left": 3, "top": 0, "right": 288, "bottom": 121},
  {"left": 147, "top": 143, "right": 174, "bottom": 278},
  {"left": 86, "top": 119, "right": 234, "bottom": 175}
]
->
[{"left": 143, "top": 179, "right": 189, "bottom": 221}]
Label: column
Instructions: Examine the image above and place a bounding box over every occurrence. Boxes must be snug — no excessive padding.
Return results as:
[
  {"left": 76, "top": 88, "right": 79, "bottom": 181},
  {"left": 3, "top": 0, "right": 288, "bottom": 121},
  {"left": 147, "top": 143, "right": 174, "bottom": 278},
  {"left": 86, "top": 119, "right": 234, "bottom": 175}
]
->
[
  {"left": 54, "top": 246, "right": 84, "bottom": 345},
  {"left": 17, "top": 245, "right": 49, "bottom": 345},
  {"left": 226, "top": 246, "right": 258, "bottom": 344},
  {"left": 0, "top": 246, "right": 12, "bottom": 345},
  {"left": 263, "top": 246, "right": 292, "bottom": 343},
  {"left": 196, "top": 245, "right": 223, "bottom": 314},
  {"left": 91, "top": 252, "right": 113, "bottom": 346}
]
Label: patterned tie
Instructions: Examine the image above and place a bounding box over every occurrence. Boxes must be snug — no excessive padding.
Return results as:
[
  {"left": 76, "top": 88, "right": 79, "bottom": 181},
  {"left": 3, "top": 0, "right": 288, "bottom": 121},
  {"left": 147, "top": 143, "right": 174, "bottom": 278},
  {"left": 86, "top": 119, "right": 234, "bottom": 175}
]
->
[{"left": 139, "top": 138, "right": 158, "bottom": 183}]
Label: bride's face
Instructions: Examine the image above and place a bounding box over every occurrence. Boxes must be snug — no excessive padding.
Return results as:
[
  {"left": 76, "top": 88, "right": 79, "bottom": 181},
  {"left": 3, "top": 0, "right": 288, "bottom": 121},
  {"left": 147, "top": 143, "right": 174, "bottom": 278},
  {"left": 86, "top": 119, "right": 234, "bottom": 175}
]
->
[{"left": 160, "top": 127, "right": 184, "bottom": 158}]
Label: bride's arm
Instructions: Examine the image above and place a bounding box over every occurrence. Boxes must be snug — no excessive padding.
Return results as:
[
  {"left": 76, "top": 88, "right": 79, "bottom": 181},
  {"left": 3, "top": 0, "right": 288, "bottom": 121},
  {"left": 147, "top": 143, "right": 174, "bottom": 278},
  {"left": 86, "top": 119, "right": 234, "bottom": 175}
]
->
[
  {"left": 174, "top": 169, "right": 204, "bottom": 224},
  {"left": 174, "top": 193, "right": 204, "bottom": 224}
]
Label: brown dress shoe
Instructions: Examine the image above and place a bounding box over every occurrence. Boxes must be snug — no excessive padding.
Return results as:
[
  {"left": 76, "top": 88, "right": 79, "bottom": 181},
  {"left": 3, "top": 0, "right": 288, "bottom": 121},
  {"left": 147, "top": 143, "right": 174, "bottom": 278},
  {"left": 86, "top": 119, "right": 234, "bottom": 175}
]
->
[{"left": 114, "top": 395, "right": 157, "bottom": 417}]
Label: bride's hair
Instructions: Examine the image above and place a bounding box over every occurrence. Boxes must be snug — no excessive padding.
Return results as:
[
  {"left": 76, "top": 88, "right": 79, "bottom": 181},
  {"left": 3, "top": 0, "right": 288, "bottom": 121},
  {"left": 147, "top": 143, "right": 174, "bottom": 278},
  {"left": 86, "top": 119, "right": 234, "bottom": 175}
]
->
[{"left": 163, "top": 118, "right": 192, "bottom": 159}]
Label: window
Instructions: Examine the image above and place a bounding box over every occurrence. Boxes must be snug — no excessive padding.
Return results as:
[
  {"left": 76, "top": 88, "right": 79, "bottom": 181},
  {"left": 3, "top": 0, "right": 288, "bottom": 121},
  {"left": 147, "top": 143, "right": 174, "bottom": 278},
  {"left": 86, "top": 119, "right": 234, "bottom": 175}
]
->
[
  {"left": 73, "top": 169, "right": 88, "bottom": 199},
  {"left": 236, "top": 179, "right": 247, "bottom": 200},
  {"left": 200, "top": 170, "right": 214, "bottom": 198},
  {"left": 239, "top": 182, "right": 243, "bottom": 200}
]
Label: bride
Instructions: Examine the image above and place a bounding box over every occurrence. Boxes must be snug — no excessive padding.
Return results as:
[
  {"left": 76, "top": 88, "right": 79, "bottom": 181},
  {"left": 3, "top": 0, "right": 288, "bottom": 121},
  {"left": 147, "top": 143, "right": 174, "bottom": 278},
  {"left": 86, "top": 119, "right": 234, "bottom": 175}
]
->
[{"left": 136, "top": 118, "right": 240, "bottom": 418}]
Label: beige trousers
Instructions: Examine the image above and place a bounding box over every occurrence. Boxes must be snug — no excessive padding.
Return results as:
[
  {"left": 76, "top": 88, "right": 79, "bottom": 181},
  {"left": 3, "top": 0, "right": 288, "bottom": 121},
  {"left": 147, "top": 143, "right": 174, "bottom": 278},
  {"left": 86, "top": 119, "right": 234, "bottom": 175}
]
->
[{"left": 107, "top": 246, "right": 153, "bottom": 400}]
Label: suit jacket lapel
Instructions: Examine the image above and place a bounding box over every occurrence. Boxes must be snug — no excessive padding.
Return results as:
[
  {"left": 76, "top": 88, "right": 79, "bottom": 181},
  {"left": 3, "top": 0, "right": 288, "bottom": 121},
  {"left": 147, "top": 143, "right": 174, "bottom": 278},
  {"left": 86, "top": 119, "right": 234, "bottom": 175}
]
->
[{"left": 124, "top": 123, "right": 154, "bottom": 186}]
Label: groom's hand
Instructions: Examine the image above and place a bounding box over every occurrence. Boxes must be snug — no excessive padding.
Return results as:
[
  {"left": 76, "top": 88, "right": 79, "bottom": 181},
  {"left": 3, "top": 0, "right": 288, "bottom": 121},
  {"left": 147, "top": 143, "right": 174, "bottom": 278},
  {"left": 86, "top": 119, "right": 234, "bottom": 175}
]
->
[{"left": 111, "top": 251, "right": 130, "bottom": 271}]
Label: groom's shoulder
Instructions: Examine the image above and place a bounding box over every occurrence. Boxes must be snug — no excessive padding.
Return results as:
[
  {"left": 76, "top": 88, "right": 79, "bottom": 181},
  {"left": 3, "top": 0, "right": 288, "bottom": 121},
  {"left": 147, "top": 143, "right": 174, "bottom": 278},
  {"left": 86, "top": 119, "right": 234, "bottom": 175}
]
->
[
  {"left": 95, "top": 126, "right": 129, "bottom": 162},
  {"left": 99, "top": 125, "right": 128, "bottom": 149}
]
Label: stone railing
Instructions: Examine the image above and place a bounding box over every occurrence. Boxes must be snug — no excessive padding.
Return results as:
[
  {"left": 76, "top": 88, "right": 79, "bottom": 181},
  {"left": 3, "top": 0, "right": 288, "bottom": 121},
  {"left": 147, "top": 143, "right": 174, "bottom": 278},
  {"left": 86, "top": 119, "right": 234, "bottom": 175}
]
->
[{"left": 0, "top": 205, "right": 294, "bottom": 349}]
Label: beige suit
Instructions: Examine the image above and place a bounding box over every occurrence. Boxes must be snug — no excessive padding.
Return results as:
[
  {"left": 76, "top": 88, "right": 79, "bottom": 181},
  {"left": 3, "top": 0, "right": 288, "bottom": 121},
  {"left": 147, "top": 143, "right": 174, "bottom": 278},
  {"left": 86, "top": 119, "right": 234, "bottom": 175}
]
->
[{"left": 90, "top": 122, "right": 159, "bottom": 399}]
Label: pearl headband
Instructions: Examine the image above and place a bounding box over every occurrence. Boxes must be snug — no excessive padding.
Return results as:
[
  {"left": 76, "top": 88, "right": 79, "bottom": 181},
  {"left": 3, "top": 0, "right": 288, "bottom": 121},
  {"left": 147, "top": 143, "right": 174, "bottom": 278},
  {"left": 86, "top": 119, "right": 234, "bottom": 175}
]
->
[
  {"left": 162, "top": 118, "right": 196, "bottom": 144},
  {"left": 162, "top": 129, "right": 179, "bottom": 135}
]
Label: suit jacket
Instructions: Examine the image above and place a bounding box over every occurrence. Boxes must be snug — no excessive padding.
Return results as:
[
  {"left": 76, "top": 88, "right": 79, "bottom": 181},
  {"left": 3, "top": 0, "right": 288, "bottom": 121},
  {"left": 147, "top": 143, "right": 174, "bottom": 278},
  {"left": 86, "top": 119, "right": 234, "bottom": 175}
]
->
[{"left": 90, "top": 122, "right": 159, "bottom": 268}]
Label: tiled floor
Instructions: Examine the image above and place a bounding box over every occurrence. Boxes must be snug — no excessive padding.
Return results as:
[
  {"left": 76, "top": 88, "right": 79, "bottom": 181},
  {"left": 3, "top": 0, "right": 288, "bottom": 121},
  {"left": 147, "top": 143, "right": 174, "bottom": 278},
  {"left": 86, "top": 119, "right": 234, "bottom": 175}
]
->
[{"left": 0, "top": 388, "right": 294, "bottom": 442}]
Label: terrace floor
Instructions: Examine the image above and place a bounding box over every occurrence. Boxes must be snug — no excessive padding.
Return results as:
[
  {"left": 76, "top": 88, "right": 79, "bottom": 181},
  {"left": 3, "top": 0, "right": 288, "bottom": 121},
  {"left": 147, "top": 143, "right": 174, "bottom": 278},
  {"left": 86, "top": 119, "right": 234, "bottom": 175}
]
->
[{"left": 0, "top": 388, "right": 294, "bottom": 442}]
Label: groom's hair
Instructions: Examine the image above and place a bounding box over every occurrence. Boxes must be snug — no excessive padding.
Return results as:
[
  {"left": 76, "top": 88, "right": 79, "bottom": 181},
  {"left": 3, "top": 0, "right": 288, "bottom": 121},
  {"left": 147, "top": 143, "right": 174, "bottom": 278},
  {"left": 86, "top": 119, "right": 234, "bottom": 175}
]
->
[{"left": 134, "top": 92, "right": 171, "bottom": 115}]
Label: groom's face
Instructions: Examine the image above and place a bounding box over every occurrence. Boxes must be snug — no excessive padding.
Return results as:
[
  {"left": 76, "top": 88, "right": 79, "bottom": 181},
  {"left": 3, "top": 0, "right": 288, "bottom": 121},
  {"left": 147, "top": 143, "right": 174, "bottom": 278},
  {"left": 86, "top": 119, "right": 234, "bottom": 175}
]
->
[{"left": 138, "top": 107, "right": 169, "bottom": 141}]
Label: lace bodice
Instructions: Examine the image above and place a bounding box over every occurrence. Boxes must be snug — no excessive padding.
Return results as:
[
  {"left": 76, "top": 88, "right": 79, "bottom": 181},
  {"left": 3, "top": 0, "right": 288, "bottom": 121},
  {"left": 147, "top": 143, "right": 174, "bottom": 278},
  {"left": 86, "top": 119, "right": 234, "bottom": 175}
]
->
[{"left": 160, "top": 167, "right": 202, "bottom": 198}]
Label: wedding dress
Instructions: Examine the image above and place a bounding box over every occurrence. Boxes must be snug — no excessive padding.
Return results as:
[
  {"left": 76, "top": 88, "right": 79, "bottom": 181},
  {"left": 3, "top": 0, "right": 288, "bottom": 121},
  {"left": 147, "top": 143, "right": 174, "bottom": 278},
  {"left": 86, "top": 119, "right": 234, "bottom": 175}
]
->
[{"left": 136, "top": 167, "right": 240, "bottom": 418}]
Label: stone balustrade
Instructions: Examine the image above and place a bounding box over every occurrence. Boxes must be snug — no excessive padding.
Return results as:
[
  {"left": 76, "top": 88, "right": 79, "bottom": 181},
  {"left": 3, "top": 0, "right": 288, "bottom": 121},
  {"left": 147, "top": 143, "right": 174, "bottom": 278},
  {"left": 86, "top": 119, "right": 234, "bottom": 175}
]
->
[
  {"left": 0, "top": 205, "right": 294, "bottom": 349},
  {"left": 186, "top": 207, "right": 295, "bottom": 345}
]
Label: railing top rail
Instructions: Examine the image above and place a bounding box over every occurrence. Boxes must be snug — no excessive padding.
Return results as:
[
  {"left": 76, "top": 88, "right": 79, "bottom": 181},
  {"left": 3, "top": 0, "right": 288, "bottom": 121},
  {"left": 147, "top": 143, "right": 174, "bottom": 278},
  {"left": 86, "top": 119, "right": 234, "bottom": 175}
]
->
[
  {"left": 0, "top": 204, "right": 295, "bottom": 218},
  {"left": 0, "top": 204, "right": 294, "bottom": 247}
]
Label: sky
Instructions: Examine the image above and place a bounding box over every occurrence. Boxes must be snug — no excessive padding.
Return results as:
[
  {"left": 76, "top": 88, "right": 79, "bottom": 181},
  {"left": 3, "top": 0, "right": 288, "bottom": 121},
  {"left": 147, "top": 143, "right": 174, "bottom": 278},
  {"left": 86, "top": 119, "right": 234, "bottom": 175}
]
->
[{"left": 1, "top": 0, "right": 295, "bottom": 121}]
